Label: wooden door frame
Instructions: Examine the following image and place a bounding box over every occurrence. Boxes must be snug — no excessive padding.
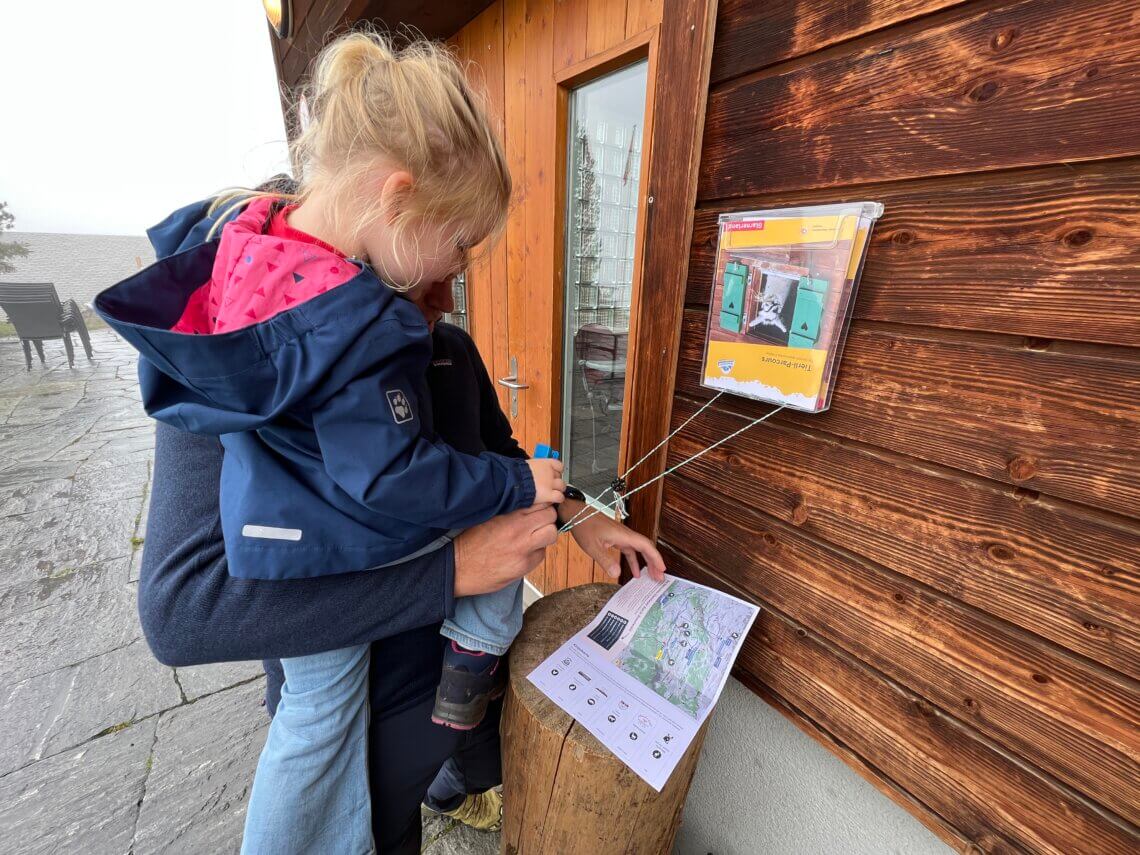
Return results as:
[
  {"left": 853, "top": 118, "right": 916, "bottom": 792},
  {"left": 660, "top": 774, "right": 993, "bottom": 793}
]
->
[
  {"left": 547, "top": 2, "right": 719, "bottom": 556},
  {"left": 618, "top": 0, "right": 718, "bottom": 556},
  {"left": 549, "top": 26, "right": 660, "bottom": 479}
]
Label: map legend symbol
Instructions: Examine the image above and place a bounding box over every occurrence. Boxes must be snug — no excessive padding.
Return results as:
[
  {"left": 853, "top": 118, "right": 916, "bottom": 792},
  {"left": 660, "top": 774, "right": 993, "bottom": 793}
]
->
[{"left": 588, "top": 611, "right": 629, "bottom": 649}]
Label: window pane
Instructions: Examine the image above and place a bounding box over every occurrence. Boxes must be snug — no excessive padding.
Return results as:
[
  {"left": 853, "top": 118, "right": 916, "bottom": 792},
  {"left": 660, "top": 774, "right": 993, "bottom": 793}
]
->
[
  {"left": 442, "top": 272, "right": 468, "bottom": 332},
  {"left": 560, "top": 61, "right": 647, "bottom": 501}
]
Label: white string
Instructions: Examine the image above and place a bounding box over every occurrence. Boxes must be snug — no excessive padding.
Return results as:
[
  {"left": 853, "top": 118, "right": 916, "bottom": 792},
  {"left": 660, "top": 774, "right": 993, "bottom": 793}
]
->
[
  {"left": 559, "top": 402, "right": 786, "bottom": 533},
  {"left": 558, "top": 392, "right": 726, "bottom": 532},
  {"left": 619, "top": 391, "right": 726, "bottom": 482}
]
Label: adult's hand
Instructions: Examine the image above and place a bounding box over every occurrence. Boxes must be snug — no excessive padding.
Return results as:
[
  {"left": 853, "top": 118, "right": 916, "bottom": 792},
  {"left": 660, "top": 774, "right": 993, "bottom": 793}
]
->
[
  {"left": 562, "top": 500, "right": 667, "bottom": 583},
  {"left": 453, "top": 503, "right": 559, "bottom": 597}
]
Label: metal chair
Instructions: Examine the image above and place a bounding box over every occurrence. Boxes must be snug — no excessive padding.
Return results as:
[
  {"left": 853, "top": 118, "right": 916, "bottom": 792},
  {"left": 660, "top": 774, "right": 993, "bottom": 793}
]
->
[
  {"left": 573, "top": 323, "right": 628, "bottom": 474},
  {"left": 0, "top": 282, "right": 94, "bottom": 370}
]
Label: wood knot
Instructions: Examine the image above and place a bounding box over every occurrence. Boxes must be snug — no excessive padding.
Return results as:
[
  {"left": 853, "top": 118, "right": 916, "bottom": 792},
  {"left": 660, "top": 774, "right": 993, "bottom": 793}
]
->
[
  {"left": 1013, "top": 486, "right": 1040, "bottom": 503},
  {"left": 963, "top": 697, "right": 979, "bottom": 711},
  {"left": 1082, "top": 620, "right": 1109, "bottom": 637},
  {"left": 762, "top": 532, "right": 779, "bottom": 548},
  {"left": 1085, "top": 65, "right": 1099, "bottom": 79},
  {"left": 890, "top": 230, "right": 915, "bottom": 245},
  {"left": 987, "top": 543, "right": 1015, "bottom": 563},
  {"left": 790, "top": 501, "right": 809, "bottom": 526},
  {"left": 795, "top": 628, "right": 807, "bottom": 638},
  {"left": 1062, "top": 228, "right": 1093, "bottom": 247},
  {"left": 968, "top": 80, "right": 1000, "bottom": 103},
  {"left": 893, "top": 592, "right": 906, "bottom": 604},
  {"left": 1031, "top": 672, "right": 1050, "bottom": 684},
  {"left": 1007, "top": 455, "right": 1037, "bottom": 482},
  {"left": 991, "top": 27, "right": 1017, "bottom": 50},
  {"left": 913, "top": 699, "right": 936, "bottom": 717}
]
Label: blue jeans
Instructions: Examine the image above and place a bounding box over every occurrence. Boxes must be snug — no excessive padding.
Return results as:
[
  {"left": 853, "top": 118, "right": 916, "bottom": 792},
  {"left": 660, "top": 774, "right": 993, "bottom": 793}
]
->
[
  {"left": 242, "top": 644, "right": 373, "bottom": 855},
  {"left": 440, "top": 579, "right": 523, "bottom": 656}
]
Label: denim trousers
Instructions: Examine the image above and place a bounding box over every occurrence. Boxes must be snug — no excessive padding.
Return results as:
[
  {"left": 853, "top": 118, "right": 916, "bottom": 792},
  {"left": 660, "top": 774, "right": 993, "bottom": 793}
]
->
[
  {"left": 242, "top": 644, "right": 374, "bottom": 855},
  {"left": 440, "top": 578, "right": 523, "bottom": 656}
]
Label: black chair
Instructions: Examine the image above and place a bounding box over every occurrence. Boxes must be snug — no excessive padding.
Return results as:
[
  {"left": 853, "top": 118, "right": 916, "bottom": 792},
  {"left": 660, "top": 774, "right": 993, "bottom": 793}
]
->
[{"left": 0, "top": 282, "right": 94, "bottom": 369}]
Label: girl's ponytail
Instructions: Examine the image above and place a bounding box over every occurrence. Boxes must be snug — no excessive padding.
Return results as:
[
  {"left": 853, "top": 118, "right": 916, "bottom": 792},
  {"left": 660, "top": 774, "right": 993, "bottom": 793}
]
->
[{"left": 293, "top": 31, "right": 511, "bottom": 284}]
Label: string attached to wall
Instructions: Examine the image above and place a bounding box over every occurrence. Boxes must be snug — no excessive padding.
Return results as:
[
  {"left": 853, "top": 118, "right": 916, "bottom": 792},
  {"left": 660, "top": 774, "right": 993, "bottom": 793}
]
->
[{"left": 558, "top": 395, "right": 786, "bottom": 533}]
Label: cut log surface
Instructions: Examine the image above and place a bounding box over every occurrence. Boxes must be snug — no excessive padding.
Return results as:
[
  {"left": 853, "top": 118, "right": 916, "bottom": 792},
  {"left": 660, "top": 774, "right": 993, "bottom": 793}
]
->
[{"left": 502, "top": 583, "right": 708, "bottom": 855}]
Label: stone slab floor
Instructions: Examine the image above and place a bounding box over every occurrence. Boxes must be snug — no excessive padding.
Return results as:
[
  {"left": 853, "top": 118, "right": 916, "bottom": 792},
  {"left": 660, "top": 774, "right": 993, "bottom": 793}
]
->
[{"left": 0, "top": 331, "right": 495, "bottom": 854}]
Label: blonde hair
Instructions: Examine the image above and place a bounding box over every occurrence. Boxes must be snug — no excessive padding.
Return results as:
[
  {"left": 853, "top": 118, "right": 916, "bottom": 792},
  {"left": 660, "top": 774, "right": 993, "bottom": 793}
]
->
[{"left": 212, "top": 31, "right": 510, "bottom": 288}]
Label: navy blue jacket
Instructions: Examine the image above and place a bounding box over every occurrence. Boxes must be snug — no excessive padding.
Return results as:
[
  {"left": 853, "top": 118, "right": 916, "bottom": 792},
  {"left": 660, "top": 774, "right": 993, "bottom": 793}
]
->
[
  {"left": 96, "top": 197, "right": 535, "bottom": 580},
  {"left": 138, "top": 322, "right": 527, "bottom": 676}
]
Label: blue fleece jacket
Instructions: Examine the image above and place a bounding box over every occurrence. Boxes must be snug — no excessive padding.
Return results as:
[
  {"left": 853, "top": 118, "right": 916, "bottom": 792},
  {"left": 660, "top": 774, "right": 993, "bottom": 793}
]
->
[{"left": 96, "top": 198, "right": 535, "bottom": 580}]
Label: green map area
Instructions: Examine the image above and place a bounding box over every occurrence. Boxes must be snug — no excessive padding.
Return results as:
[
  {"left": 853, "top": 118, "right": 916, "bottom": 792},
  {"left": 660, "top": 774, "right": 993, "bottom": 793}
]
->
[{"left": 615, "top": 580, "right": 754, "bottom": 719}]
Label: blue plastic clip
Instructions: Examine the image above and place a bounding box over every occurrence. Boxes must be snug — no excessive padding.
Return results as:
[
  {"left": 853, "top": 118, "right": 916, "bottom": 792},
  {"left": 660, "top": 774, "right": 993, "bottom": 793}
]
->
[{"left": 533, "top": 443, "right": 560, "bottom": 460}]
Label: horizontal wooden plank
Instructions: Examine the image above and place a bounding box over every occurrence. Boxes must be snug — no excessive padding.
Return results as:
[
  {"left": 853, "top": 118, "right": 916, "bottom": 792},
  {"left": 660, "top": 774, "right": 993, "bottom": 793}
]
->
[
  {"left": 659, "top": 477, "right": 1140, "bottom": 827},
  {"left": 675, "top": 309, "right": 1140, "bottom": 519},
  {"left": 709, "top": 0, "right": 967, "bottom": 84},
  {"left": 665, "top": 396, "right": 1140, "bottom": 680},
  {"left": 699, "top": 0, "right": 1140, "bottom": 199},
  {"left": 686, "top": 160, "right": 1140, "bottom": 347},
  {"left": 662, "top": 548, "right": 1140, "bottom": 854}
]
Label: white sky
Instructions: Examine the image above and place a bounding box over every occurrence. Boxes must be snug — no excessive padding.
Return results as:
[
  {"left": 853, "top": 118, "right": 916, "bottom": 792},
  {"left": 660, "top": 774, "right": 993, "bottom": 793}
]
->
[{"left": 0, "top": 1, "right": 291, "bottom": 236}]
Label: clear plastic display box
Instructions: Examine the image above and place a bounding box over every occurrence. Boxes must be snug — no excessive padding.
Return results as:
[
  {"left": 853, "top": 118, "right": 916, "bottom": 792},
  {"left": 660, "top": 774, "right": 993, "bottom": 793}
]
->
[{"left": 700, "top": 202, "right": 884, "bottom": 413}]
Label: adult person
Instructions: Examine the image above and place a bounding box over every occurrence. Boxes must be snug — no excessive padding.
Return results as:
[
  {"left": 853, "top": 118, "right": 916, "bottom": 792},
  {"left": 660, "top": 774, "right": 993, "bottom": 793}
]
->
[{"left": 137, "top": 275, "right": 665, "bottom": 853}]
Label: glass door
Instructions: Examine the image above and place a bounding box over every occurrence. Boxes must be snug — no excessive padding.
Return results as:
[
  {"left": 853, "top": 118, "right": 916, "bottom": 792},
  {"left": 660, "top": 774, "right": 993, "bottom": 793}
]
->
[{"left": 560, "top": 61, "right": 648, "bottom": 501}]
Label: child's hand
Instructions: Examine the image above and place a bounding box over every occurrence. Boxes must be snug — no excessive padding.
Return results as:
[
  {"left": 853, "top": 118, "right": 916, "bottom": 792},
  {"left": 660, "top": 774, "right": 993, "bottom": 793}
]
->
[{"left": 526, "top": 458, "right": 566, "bottom": 505}]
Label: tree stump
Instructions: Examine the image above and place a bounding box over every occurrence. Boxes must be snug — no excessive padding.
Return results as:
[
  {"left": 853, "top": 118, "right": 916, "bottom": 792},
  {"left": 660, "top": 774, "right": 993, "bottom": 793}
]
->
[{"left": 501, "top": 583, "right": 708, "bottom": 854}]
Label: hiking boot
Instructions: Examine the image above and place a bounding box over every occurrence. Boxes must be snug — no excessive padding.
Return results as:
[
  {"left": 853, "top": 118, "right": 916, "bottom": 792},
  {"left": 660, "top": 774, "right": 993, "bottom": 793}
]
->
[
  {"left": 423, "top": 788, "right": 504, "bottom": 832},
  {"left": 431, "top": 641, "right": 505, "bottom": 730}
]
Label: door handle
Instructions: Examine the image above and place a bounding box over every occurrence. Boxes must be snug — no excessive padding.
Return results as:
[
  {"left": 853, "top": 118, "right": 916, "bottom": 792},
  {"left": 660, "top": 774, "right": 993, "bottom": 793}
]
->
[{"left": 499, "top": 356, "right": 524, "bottom": 419}]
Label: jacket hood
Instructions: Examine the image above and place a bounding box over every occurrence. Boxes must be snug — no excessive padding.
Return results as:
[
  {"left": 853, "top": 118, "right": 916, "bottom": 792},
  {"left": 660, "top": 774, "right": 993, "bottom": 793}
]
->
[{"left": 95, "top": 197, "right": 425, "bottom": 435}]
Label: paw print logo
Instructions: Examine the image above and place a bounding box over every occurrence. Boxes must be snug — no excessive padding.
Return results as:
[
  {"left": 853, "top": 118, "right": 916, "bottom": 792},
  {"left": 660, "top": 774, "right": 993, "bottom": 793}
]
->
[{"left": 386, "top": 390, "right": 414, "bottom": 424}]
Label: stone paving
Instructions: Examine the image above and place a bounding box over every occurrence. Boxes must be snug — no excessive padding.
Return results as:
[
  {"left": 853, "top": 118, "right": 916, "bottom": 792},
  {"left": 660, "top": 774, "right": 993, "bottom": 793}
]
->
[{"left": 0, "top": 330, "right": 495, "bottom": 854}]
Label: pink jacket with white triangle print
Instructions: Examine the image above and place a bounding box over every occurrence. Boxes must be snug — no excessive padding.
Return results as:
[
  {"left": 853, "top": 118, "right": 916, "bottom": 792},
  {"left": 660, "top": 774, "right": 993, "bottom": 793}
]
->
[{"left": 170, "top": 196, "right": 356, "bottom": 335}]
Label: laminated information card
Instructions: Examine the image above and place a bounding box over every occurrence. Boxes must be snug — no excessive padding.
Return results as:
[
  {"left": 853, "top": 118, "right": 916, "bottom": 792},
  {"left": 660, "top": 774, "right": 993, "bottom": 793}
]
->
[
  {"left": 528, "top": 574, "right": 759, "bottom": 791},
  {"left": 701, "top": 202, "right": 883, "bottom": 413}
]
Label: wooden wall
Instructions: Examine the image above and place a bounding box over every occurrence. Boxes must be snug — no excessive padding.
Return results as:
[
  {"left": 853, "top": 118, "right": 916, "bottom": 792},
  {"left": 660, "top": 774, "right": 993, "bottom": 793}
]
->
[{"left": 659, "top": 0, "right": 1140, "bottom": 852}]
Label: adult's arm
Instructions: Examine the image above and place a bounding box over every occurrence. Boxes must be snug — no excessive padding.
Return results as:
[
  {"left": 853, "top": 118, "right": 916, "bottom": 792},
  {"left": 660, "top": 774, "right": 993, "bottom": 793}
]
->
[
  {"left": 461, "top": 329, "right": 666, "bottom": 581},
  {"left": 137, "top": 421, "right": 457, "bottom": 666}
]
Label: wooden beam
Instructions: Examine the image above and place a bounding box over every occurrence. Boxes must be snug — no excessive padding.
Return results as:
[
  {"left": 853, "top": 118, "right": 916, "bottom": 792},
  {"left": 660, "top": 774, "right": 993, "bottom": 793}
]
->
[
  {"left": 665, "top": 549, "right": 1140, "bottom": 855},
  {"left": 667, "top": 395, "right": 1140, "bottom": 681},
  {"left": 686, "top": 160, "right": 1140, "bottom": 347},
  {"left": 621, "top": 0, "right": 718, "bottom": 549},
  {"left": 660, "top": 478, "right": 1140, "bottom": 829},
  {"left": 708, "top": 0, "right": 970, "bottom": 84},
  {"left": 674, "top": 310, "right": 1140, "bottom": 520},
  {"left": 699, "top": 0, "right": 1140, "bottom": 199}
]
